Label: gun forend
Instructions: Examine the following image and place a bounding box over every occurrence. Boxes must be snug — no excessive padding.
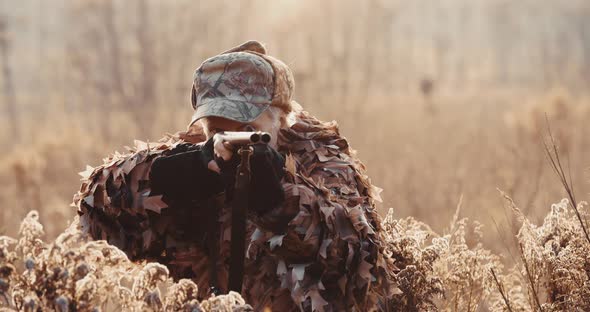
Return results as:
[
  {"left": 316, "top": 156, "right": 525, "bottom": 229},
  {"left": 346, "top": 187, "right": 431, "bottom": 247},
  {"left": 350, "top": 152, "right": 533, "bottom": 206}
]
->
[{"left": 217, "top": 131, "right": 271, "bottom": 145}]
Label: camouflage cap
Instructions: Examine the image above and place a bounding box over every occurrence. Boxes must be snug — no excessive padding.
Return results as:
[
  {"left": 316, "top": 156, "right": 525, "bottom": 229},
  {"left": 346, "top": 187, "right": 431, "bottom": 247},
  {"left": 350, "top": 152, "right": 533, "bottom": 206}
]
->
[{"left": 190, "top": 41, "right": 295, "bottom": 125}]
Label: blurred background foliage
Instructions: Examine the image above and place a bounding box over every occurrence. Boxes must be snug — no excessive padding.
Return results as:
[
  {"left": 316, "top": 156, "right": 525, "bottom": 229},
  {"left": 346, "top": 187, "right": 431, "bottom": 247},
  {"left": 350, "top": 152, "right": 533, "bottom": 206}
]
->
[{"left": 0, "top": 0, "right": 589, "bottom": 257}]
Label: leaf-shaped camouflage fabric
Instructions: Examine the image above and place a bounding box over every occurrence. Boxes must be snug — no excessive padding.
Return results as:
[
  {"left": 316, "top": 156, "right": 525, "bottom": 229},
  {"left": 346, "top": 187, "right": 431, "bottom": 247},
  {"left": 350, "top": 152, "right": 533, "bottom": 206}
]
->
[{"left": 74, "top": 108, "right": 399, "bottom": 311}]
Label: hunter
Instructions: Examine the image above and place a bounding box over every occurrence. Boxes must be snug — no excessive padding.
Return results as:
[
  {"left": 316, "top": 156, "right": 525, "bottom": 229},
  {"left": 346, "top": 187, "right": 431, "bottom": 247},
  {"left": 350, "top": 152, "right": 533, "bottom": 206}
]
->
[{"left": 75, "top": 41, "right": 397, "bottom": 311}]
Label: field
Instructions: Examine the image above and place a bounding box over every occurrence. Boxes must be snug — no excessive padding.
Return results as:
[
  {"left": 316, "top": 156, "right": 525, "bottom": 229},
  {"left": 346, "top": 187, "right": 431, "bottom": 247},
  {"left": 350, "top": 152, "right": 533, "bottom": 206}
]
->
[{"left": 1, "top": 0, "right": 590, "bottom": 310}]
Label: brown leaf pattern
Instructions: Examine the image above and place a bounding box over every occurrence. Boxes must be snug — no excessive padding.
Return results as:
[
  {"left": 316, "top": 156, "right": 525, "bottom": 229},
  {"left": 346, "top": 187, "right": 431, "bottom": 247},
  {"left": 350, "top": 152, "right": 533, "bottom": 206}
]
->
[{"left": 74, "top": 110, "right": 398, "bottom": 311}]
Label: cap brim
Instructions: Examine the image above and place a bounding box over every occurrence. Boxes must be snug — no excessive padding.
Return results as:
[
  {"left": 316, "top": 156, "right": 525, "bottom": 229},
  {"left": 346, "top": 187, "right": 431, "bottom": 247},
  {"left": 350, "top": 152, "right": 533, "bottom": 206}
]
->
[{"left": 189, "top": 98, "right": 269, "bottom": 126}]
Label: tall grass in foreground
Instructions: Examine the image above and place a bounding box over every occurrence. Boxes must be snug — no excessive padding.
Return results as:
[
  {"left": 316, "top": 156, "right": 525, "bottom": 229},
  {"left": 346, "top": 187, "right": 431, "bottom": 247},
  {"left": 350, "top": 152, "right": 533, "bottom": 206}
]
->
[
  {"left": 0, "top": 212, "right": 252, "bottom": 311},
  {"left": 1, "top": 192, "right": 588, "bottom": 311}
]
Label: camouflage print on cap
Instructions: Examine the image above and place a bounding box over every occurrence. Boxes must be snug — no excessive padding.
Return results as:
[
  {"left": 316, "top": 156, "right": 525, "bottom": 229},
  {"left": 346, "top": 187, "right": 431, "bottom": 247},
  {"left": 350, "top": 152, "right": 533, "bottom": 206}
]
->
[
  {"left": 191, "top": 52, "right": 274, "bottom": 124},
  {"left": 190, "top": 41, "right": 295, "bottom": 126}
]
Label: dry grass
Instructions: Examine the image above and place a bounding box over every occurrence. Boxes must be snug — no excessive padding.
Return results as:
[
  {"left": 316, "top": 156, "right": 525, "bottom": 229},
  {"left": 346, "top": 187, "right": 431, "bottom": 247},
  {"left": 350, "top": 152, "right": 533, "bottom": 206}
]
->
[
  {"left": 0, "top": 211, "right": 253, "bottom": 311},
  {"left": 1, "top": 193, "right": 589, "bottom": 310}
]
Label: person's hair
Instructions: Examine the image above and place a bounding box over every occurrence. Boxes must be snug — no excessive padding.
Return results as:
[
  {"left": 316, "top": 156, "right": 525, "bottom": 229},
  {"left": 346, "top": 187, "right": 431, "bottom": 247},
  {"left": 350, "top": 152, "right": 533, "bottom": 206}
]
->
[{"left": 267, "top": 106, "right": 289, "bottom": 130}]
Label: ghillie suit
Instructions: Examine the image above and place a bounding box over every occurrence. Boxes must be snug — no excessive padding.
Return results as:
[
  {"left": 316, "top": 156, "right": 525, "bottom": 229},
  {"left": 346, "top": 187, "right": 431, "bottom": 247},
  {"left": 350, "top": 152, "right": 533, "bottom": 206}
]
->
[
  {"left": 74, "top": 108, "right": 398, "bottom": 311},
  {"left": 74, "top": 41, "right": 399, "bottom": 311}
]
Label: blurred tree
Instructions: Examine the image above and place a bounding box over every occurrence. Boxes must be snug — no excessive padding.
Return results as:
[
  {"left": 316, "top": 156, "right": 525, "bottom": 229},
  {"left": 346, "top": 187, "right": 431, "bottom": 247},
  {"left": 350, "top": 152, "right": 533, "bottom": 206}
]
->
[
  {"left": 578, "top": 4, "right": 590, "bottom": 87},
  {"left": 134, "top": 0, "right": 156, "bottom": 131},
  {"left": 0, "top": 15, "right": 19, "bottom": 140}
]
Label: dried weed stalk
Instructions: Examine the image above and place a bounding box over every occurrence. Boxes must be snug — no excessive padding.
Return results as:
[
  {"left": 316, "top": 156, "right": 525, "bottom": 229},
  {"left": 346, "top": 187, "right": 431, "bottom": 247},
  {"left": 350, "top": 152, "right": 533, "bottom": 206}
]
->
[
  {"left": 0, "top": 212, "right": 252, "bottom": 311},
  {"left": 2, "top": 196, "right": 589, "bottom": 311}
]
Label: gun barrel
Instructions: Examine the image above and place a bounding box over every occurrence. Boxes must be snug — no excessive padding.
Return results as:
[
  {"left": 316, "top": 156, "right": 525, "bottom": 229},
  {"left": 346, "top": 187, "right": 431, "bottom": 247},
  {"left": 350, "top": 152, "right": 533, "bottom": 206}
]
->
[{"left": 218, "top": 131, "right": 271, "bottom": 145}]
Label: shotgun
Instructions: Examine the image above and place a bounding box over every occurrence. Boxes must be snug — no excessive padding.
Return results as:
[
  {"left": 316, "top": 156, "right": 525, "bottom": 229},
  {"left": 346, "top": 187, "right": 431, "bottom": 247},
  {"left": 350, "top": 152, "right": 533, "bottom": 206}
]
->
[{"left": 220, "top": 131, "right": 271, "bottom": 293}]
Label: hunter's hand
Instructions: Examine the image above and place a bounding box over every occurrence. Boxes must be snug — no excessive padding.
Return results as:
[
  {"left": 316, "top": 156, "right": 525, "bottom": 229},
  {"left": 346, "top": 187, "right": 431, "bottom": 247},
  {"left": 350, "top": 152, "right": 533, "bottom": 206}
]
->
[
  {"left": 149, "top": 143, "right": 224, "bottom": 201},
  {"left": 207, "top": 133, "right": 235, "bottom": 173}
]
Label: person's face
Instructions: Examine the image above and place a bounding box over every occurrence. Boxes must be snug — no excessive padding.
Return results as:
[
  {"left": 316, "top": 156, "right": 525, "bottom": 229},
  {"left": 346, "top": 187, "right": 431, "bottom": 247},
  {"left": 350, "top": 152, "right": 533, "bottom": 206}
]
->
[{"left": 200, "top": 108, "right": 282, "bottom": 147}]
